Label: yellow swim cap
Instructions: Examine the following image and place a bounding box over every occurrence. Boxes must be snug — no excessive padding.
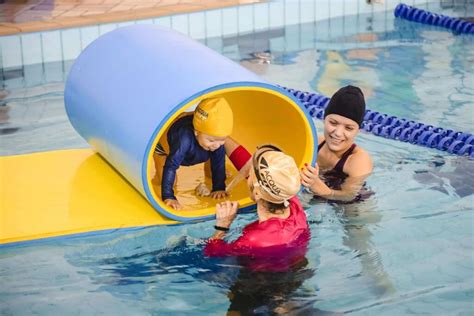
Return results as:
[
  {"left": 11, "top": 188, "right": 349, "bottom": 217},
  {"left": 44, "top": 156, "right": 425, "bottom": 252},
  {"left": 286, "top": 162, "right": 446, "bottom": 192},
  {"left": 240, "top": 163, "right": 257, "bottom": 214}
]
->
[{"left": 193, "top": 97, "right": 233, "bottom": 137}]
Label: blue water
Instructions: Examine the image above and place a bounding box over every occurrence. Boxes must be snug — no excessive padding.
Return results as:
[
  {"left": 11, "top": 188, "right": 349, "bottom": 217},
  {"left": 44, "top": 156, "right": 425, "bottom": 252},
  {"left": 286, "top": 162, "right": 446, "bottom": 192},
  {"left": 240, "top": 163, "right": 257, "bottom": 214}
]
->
[{"left": 1, "top": 4, "right": 473, "bottom": 315}]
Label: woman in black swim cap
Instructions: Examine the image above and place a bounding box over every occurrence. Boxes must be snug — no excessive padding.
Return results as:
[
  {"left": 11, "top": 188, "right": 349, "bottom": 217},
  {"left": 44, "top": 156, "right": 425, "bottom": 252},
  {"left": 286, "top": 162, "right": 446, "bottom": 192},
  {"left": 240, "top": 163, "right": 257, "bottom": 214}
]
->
[{"left": 301, "top": 85, "right": 373, "bottom": 202}]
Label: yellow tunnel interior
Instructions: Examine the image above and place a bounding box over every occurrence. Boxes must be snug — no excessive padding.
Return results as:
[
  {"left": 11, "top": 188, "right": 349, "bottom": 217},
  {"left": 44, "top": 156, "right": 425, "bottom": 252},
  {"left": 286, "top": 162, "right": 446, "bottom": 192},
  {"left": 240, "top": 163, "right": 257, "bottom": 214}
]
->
[{"left": 146, "top": 86, "right": 315, "bottom": 219}]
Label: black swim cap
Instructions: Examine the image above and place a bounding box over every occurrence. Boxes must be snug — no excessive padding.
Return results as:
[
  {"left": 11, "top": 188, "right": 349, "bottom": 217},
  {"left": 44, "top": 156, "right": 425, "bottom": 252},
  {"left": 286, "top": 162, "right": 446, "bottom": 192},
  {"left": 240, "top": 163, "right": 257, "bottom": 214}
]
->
[{"left": 324, "top": 85, "right": 366, "bottom": 127}]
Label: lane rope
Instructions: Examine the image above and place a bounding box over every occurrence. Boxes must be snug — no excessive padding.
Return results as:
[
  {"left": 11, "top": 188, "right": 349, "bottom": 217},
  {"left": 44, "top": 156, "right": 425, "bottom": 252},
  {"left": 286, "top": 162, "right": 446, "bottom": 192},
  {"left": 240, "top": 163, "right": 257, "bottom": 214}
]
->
[
  {"left": 282, "top": 87, "right": 473, "bottom": 157},
  {"left": 394, "top": 3, "right": 474, "bottom": 34}
]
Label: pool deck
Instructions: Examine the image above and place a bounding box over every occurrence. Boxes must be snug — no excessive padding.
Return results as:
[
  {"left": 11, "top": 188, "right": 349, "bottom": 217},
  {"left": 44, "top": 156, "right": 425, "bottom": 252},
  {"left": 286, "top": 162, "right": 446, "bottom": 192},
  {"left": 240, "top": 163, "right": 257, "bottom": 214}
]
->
[{"left": 0, "top": 0, "right": 266, "bottom": 36}]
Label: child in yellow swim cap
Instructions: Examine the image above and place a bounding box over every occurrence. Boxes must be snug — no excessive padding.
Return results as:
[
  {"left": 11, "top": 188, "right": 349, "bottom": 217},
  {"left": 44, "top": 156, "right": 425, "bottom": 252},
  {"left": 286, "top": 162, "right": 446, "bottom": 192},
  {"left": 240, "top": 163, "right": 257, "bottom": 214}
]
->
[{"left": 157, "top": 97, "right": 233, "bottom": 210}]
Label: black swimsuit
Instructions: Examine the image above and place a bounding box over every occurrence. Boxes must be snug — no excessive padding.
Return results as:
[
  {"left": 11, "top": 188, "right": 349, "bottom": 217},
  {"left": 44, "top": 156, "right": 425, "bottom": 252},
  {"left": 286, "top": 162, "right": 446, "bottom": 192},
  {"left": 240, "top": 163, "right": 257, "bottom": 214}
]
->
[
  {"left": 317, "top": 140, "right": 373, "bottom": 202},
  {"left": 318, "top": 140, "right": 356, "bottom": 190}
]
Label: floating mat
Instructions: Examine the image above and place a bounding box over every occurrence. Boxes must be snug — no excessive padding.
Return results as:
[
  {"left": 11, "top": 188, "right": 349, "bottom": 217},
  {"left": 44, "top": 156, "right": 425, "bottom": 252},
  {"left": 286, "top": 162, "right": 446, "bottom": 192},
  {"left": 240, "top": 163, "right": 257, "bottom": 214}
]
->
[
  {"left": 0, "top": 148, "right": 257, "bottom": 246},
  {"left": 0, "top": 149, "right": 173, "bottom": 245}
]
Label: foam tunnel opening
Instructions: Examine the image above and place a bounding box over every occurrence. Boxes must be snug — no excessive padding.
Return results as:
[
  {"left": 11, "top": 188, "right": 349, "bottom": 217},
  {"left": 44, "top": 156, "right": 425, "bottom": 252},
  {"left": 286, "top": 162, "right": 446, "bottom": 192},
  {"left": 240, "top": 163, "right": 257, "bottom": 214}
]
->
[
  {"left": 64, "top": 26, "right": 318, "bottom": 224},
  {"left": 144, "top": 85, "right": 316, "bottom": 221}
]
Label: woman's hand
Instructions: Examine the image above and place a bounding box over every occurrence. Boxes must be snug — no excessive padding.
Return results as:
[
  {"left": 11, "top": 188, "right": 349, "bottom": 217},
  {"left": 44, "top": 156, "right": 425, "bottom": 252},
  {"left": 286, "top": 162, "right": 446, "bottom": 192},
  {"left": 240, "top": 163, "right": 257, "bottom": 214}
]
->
[
  {"left": 164, "top": 198, "right": 182, "bottom": 210},
  {"left": 210, "top": 190, "right": 229, "bottom": 199},
  {"left": 301, "top": 163, "right": 320, "bottom": 188},
  {"left": 301, "top": 163, "right": 332, "bottom": 196},
  {"left": 215, "top": 201, "right": 239, "bottom": 229}
]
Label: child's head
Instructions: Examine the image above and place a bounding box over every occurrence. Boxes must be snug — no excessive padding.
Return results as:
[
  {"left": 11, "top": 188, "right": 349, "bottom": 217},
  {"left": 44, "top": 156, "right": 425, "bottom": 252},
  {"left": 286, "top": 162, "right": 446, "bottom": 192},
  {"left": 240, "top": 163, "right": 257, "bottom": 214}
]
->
[
  {"left": 247, "top": 145, "right": 301, "bottom": 208},
  {"left": 193, "top": 97, "right": 233, "bottom": 151}
]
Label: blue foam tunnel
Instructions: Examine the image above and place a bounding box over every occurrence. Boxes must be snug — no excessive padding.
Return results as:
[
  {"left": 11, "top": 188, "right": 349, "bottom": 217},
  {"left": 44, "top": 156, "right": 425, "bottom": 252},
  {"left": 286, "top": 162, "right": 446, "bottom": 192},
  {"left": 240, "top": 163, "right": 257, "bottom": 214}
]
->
[{"left": 64, "top": 25, "right": 317, "bottom": 221}]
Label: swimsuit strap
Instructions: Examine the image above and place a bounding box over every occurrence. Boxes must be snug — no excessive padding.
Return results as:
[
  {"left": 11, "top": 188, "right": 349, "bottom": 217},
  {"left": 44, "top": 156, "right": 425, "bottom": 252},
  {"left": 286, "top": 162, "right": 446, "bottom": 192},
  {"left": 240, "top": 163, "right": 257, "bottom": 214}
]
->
[
  {"left": 317, "top": 140, "right": 326, "bottom": 152},
  {"left": 334, "top": 144, "right": 357, "bottom": 173}
]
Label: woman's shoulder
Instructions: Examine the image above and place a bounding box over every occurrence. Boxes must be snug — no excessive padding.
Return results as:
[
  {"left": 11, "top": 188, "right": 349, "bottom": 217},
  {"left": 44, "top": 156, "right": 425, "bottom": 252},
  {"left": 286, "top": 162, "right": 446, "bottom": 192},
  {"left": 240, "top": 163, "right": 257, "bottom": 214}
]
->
[
  {"left": 351, "top": 145, "right": 371, "bottom": 160},
  {"left": 345, "top": 145, "right": 373, "bottom": 177}
]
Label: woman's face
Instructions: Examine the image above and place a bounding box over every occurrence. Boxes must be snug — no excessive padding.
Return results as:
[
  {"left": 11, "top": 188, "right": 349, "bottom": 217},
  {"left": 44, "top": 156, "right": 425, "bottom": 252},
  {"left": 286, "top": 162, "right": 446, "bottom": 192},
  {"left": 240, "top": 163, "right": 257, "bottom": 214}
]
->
[{"left": 323, "top": 114, "right": 360, "bottom": 152}]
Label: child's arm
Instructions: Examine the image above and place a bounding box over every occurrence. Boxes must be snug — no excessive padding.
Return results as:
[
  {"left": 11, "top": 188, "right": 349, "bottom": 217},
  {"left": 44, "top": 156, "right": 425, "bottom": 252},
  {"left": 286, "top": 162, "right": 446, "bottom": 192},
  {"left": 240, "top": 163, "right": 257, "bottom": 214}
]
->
[
  {"left": 209, "top": 146, "right": 227, "bottom": 199},
  {"left": 161, "top": 137, "right": 191, "bottom": 207}
]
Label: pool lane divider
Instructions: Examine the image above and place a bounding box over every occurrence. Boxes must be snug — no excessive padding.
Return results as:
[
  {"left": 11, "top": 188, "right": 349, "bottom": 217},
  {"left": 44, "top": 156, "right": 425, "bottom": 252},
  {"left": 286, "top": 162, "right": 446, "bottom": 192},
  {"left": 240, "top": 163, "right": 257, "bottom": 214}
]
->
[
  {"left": 394, "top": 3, "right": 474, "bottom": 34},
  {"left": 283, "top": 87, "right": 474, "bottom": 158}
]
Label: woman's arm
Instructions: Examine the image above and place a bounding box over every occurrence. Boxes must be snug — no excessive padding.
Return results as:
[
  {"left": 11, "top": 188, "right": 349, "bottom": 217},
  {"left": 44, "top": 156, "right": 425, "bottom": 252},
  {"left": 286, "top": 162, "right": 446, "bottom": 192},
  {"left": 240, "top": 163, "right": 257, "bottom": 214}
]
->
[
  {"left": 301, "top": 149, "right": 373, "bottom": 201},
  {"left": 204, "top": 201, "right": 240, "bottom": 257},
  {"left": 209, "top": 201, "right": 239, "bottom": 240},
  {"left": 223, "top": 137, "right": 252, "bottom": 193}
]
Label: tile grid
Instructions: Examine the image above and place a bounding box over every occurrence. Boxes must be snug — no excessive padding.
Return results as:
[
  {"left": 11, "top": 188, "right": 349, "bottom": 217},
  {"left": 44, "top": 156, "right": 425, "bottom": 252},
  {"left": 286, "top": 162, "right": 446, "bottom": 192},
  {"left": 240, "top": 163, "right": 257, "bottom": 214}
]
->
[
  {"left": 0, "top": 0, "right": 419, "bottom": 70},
  {"left": 0, "top": 0, "right": 265, "bottom": 35}
]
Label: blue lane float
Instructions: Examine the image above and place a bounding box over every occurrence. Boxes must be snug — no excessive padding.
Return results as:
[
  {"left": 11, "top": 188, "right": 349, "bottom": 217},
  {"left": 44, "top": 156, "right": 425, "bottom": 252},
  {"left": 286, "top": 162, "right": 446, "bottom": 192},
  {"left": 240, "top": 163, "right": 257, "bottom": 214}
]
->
[
  {"left": 64, "top": 25, "right": 318, "bottom": 222},
  {"left": 394, "top": 3, "right": 474, "bottom": 34},
  {"left": 282, "top": 87, "right": 474, "bottom": 158}
]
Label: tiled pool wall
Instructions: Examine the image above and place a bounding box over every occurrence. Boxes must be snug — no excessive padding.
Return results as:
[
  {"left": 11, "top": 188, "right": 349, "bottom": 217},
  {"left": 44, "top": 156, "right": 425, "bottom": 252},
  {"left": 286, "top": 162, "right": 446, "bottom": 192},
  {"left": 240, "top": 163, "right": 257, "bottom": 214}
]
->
[{"left": 1, "top": 0, "right": 469, "bottom": 83}]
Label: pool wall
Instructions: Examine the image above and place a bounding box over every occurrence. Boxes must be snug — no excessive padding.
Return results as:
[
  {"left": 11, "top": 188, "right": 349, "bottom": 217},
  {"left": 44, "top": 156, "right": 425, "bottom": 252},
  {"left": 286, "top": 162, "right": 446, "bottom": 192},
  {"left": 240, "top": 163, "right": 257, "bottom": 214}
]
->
[{"left": 0, "top": 0, "right": 440, "bottom": 71}]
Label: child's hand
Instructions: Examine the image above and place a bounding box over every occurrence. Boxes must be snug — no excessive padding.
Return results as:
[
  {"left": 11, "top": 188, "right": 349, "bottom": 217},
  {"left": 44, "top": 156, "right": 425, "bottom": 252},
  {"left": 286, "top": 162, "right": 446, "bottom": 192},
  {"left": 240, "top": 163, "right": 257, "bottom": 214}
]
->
[
  {"left": 210, "top": 190, "right": 229, "bottom": 199},
  {"left": 215, "top": 201, "right": 239, "bottom": 228},
  {"left": 164, "top": 198, "right": 182, "bottom": 210}
]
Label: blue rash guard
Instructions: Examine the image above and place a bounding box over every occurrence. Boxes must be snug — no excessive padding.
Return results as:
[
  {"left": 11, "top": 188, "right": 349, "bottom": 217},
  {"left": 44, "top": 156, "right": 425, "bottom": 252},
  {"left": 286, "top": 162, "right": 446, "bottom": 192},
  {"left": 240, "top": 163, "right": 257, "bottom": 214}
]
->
[{"left": 161, "top": 115, "right": 226, "bottom": 200}]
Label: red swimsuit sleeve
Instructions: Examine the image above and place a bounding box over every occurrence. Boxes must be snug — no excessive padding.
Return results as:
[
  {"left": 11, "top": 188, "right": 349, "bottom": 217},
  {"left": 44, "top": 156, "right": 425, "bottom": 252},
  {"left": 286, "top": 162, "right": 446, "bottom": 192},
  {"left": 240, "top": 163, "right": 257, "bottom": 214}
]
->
[
  {"left": 203, "top": 239, "right": 232, "bottom": 257},
  {"left": 204, "top": 236, "right": 253, "bottom": 257},
  {"left": 204, "top": 223, "right": 259, "bottom": 257}
]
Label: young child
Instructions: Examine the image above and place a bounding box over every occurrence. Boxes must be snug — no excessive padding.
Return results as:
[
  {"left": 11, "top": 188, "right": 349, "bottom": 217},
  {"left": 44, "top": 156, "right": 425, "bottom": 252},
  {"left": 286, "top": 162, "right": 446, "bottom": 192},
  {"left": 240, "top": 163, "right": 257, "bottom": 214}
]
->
[{"left": 158, "top": 97, "right": 233, "bottom": 210}]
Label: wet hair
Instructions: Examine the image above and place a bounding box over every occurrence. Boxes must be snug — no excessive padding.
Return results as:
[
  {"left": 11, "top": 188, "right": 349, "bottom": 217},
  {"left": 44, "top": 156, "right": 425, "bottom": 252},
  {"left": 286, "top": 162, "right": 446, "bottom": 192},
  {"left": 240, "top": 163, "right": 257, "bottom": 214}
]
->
[{"left": 263, "top": 200, "right": 287, "bottom": 214}]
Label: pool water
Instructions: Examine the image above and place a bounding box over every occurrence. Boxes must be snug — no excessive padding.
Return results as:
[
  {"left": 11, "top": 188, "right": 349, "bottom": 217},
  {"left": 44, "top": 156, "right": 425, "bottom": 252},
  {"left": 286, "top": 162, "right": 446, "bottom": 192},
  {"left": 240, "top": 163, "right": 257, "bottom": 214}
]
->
[{"left": 1, "top": 4, "right": 473, "bottom": 315}]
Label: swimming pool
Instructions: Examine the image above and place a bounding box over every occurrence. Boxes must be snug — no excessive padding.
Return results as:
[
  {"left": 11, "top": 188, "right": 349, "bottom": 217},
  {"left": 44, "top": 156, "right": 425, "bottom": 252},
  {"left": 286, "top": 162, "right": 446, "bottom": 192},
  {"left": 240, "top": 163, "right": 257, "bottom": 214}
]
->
[{"left": 1, "top": 1, "right": 473, "bottom": 315}]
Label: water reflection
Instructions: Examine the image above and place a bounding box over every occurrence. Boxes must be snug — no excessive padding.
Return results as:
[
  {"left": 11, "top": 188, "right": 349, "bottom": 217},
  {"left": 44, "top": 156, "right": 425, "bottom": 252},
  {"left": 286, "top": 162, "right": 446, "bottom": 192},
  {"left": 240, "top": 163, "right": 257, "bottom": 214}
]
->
[
  {"left": 303, "top": 192, "right": 396, "bottom": 299},
  {"left": 226, "top": 257, "right": 319, "bottom": 315},
  {"left": 414, "top": 155, "right": 474, "bottom": 198},
  {"left": 337, "top": 201, "right": 396, "bottom": 297},
  {"left": 0, "top": 103, "right": 20, "bottom": 135},
  {"left": 66, "top": 231, "right": 330, "bottom": 314}
]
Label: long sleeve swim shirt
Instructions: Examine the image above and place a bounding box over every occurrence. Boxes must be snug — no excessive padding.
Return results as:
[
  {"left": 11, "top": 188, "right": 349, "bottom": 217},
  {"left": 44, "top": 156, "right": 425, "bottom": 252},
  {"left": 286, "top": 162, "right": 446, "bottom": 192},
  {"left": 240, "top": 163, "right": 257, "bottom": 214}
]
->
[
  {"left": 204, "top": 196, "right": 310, "bottom": 263},
  {"left": 162, "top": 115, "right": 226, "bottom": 200}
]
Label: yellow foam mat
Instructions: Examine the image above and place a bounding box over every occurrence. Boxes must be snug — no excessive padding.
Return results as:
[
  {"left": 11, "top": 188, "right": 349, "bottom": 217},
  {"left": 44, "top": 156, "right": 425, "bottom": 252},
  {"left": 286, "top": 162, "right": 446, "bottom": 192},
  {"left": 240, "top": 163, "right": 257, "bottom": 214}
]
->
[{"left": 0, "top": 149, "right": 177, "bottom": 245}]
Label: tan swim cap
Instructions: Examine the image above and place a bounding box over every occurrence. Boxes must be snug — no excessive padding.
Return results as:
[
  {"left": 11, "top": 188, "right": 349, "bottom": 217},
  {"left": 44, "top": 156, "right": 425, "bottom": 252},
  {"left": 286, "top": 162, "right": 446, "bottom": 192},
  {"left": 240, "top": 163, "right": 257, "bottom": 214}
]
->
[
  {"left": 193, "top": 97, "right": 233, "bottom": 137},
  {"left": 250, "top": 145, "right": 301, "bottom": 206}
]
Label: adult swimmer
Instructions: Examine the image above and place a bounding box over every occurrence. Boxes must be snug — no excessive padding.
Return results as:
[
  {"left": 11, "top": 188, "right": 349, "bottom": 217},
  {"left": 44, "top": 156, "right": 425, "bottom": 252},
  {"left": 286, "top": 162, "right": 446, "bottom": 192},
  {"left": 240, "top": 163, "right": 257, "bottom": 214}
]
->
[
  {"left": 301, "top": 85, "right": 373, "bottom": 202},
  {"left": 204, "top": 144, "right": 309, "bottom": 263}
]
